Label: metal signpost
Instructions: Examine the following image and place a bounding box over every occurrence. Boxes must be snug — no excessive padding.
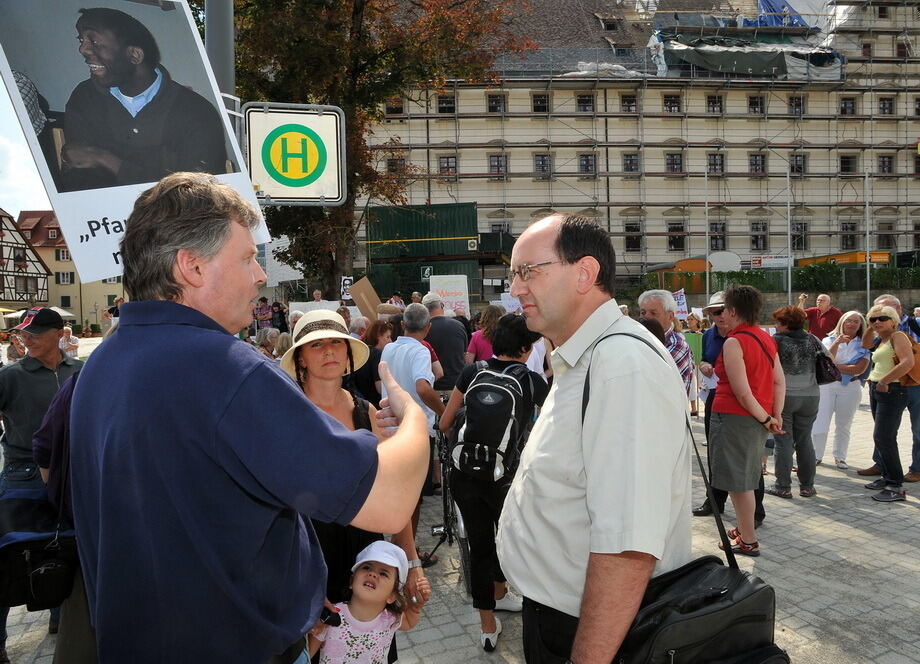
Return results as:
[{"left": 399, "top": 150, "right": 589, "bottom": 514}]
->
[{"left": 243, "top": 102, "right": 347, "bottom": 207}]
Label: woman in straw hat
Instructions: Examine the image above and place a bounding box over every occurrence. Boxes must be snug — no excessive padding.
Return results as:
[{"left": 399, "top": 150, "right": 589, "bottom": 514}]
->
[{"left": 280, "top": 310, "right": 429, "bottom": 658}]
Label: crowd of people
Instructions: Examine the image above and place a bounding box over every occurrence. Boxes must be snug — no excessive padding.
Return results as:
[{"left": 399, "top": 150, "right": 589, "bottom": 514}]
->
[{"left": 0, "top": 172, "right": 914, "bottom": 663}]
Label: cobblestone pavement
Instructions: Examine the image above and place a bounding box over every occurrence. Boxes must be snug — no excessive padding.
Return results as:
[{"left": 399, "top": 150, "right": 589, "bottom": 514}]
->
[{"left": 11, "top": 390, "right": 920, "bottom": 663}]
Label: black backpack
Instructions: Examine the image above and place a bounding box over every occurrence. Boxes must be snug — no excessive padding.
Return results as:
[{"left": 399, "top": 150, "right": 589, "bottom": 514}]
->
[{"left": 451, "top": 362, "right": 532, "bottom": 481}]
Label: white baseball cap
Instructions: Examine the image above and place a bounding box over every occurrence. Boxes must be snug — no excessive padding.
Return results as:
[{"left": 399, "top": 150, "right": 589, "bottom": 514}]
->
[{"left": 351, "top": 541, "right": 409, "bottom": 589}]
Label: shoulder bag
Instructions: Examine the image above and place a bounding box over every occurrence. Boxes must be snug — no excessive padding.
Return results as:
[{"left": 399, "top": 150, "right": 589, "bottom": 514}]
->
[
  {"left": 893, "top": 331, "right": 920, "bottom": 387},
  {"left": 583, "top": 332, "right": 788, "bottom": 664},
  {"left": 814, "top": 337, "right": 842, "bottom": 385}
]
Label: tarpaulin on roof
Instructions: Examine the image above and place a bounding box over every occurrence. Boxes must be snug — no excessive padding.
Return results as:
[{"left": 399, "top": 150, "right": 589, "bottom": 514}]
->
[
  {"left": 758, "top": 0, "right": 810, "bottom": 27},
  {"left": 663, "top": 40, "right": 843, "bottom": 79}
]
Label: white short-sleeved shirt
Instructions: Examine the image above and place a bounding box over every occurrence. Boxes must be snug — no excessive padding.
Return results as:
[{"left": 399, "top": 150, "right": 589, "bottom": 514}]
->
[
  {"left": 497, "top": 298, "right": 692, "bottom": 618},
  {"left": 380, "top": 336, "right": 436, "bottom": 433}
]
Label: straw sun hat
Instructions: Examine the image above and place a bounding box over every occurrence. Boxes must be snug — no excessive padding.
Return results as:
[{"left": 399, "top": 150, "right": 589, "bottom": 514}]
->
[{"left": 280, "top": 310, "right": 370, "bottom": 381}]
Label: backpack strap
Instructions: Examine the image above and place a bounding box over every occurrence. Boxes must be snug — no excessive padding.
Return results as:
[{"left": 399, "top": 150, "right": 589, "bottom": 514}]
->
[
  {"left": 581, "top": 331, "right": 740, "bottom": 570},
  {"left": 735, "top": 330, "right": 775, "bottom": 367}
]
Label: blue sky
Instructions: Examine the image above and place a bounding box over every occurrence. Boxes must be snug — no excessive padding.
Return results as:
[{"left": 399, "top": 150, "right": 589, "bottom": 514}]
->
[{"left": 0, "top": 86, "right": 51, "bottom": 218}]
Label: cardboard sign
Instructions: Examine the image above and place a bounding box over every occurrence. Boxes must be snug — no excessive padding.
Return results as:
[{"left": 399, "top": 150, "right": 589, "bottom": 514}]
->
[
  {"left": 349, "top": 277, "right": 382, "bottom": 320},
  {"left": 0, "top": 0, "right": 265, "bottom": 282},
  {"left": 672, "top": 288, "right": 689, "bottom": 320},
  {"left": 429, "top": 275, "right": 469, "bottom": 317},
  {"left": 290, "top": 301, "right": 339, "bottom": 314}
]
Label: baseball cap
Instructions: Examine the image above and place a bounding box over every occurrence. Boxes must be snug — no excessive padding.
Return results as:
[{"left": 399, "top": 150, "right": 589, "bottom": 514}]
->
[
  {"left": 14, "top": 307, "right": 64, "bottom": 334},
  {"left": 351, "top": 541, "right": 409, "bottom": 589},
  {"left": 702, "top": 291, "right": 726, "bottom": 314},
  {"left": 421, "top": 292, "right": 442, "bottom": 306}
]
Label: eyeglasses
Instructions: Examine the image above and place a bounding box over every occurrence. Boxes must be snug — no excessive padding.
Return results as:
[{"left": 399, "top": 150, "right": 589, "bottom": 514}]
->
[
  {"left": 708, "top": 308, "right": 725, "bottom": 316},
  {"left": 869, "top": 315, "right": 892, "bottom": 323},
  {"left": 509, "top": 260, "right": 561, "bottom": 282}
]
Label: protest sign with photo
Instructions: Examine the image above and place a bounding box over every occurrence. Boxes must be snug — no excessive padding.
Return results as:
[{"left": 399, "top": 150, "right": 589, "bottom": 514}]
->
[
  {"left": 0, "top": 0, "right": 266, "bottom": 282},
  {"left": 429, "top": 274, "right": 470, "bottom": 317}
]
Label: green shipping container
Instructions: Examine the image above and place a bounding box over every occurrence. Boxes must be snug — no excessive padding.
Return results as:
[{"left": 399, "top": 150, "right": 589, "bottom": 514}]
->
[
  {"left": 367, "top": 203, "right": 478, "bottom": 260},
  {"left": 369, "top": 260, "right": 481, "bottom": 303}
]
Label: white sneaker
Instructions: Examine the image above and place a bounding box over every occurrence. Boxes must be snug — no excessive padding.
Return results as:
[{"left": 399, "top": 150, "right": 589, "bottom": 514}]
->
[
  {"left": 835, "top": 459, "right": 849, "bottom": 470},
  {"left": 481, "top": 616, "right": 502, "bottom": 652},
  {"left": 494, "top": 589, "right": 523, "bottom": 612}
]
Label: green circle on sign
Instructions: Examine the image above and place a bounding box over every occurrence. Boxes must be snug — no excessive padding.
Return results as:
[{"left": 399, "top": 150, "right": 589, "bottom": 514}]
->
[{"left": 261, "top": 123, "right": 328, "bottom": 187}]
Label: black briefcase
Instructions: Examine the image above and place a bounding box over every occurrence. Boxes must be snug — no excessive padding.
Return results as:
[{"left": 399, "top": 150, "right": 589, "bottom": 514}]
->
[{"left": 615, "top": 556, "right": 777, "bottom": 663}]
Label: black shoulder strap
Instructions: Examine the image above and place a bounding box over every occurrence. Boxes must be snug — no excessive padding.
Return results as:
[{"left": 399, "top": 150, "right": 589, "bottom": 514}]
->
[
  {"left": 581, "top": 331, "right": 739, "bottom": 570},
  {"left": 735, "top": 330, "right": 775, "bottom": 367}
]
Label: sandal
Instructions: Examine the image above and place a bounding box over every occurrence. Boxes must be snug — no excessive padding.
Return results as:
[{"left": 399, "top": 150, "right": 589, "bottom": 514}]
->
[
  {"left": 765, "top": 485, "right": 793, "bottom": 499},
  {"left": 719, "top": 538, "right": 761, "bottom": 557}
]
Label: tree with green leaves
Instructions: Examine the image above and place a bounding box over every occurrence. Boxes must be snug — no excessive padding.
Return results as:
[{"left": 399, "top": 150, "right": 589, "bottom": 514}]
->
[{"left": 228, "top": 0, "right": 533, "bottom": 298}]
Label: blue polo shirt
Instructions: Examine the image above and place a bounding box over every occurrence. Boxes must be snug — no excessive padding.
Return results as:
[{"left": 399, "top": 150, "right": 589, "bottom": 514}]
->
[
  {"left": 702, "top": 325, "right": 727, "bottom": 364},
  {"left": 70, "top": 301, "right": 378, "bottom": 662}
]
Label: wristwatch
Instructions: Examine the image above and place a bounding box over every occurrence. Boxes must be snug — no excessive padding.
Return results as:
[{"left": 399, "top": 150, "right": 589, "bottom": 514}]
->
[{"left": 407, "top": 559, "right": 423, "bottom": 569}]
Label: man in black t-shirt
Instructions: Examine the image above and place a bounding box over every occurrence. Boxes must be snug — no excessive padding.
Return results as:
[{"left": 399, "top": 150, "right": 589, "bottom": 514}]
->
[{"left": 422, "top": 292, "right": 468, "bottom": 391}]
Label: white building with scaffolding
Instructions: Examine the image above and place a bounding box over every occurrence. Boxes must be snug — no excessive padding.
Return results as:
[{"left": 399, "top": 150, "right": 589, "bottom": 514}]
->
[{"left": 364, "top": 0, "right": 920, "bottom": 287}]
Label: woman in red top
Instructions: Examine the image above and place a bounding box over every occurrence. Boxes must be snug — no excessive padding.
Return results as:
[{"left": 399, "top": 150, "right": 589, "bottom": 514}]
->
[{"left": 711, "top": 286, "right": 786, "bottom": 556}]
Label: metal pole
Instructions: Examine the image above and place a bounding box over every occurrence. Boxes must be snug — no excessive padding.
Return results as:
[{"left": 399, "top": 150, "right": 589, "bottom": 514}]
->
[
  {"left": 787, "top": 170, "right": 792, "bottom": 305},
  {"left": 865, "top": 171, "right": 871, "bottom": 310},
  {"left": 704, "top": 169, "right": 710, "bottom": 300},
  {"left": 205, "top": 1, "right": 235, "bottom": 96}
]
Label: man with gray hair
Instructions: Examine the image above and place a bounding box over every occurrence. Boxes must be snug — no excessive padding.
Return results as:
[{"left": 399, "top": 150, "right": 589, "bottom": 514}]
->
[
  {"left": 289, "top": 309, "right": 305, "bottom": 327},
  {"left": 70, "top": 173, "right": 430, "bottom": 663},
  {"left": 349, "top": 315, "right": 370, "bottom": 339},
  {"left": 638, "top": 289, "right": 694, "bottom": 397},
  {"left": 422, "top": 292, "right": 467, "bottom": 391},
  {"left": 859, "top": 293, "right": 920, "bottom": 481}
]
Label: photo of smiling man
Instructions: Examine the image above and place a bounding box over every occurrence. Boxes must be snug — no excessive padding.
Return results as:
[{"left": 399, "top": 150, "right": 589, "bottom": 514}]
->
[{"left": 61, "top": 6, "right": 230, "bottom": 191}]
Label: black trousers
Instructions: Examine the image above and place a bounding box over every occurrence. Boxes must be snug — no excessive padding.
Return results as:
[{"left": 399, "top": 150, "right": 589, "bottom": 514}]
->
[
  {"left": 450, "top": 472, "right": 509, "bottom": 610},
  {"left": 703, "top": 390, "right": 766, "bottom": 521},
  {"left": 522, "top": 597, "right": 578, "bottom": 663}
]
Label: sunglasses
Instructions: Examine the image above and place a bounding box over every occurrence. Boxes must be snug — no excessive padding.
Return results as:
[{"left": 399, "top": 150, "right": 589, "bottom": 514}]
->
[
  {"left": 708, "top": 308, "right": 725, "bottom": 316},
  {"left": 869, "top": 316, "right": 892, "bottom": 323}
]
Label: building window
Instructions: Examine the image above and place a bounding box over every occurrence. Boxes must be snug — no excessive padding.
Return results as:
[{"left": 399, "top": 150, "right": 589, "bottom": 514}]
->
[
  {"left": 22, "top": 230, "right": 30, "bottom": 239},
  {"left": 578, "top": 153, "right": 597, "bottom": 176},
  {"left": 107, "top": 294, "right": 118, "bottom": 307},
  {"left": 666, "top": 153, "right": 684, "bottom": 173},
  {"left": 60, "top": 296, "right": 71, "bottom": 308},
  {"left": 623, "top": 153, "right": 640, "bottom": 173},
  {"left": 55, "top": 248, "right": 71, "bottom": 261},
  {"left": 667, "top": 222, "right": 686, "bottom": 251},
  {"left": 709, "top": 222, "right": 726, "bottom": 251},
  {"left": 840, "top": 155, "right": 859, "bottom": 173},
  {"left": 751, "top": 221, "right": 768, "bottom": 251},
  {"left": 878, "top": 155, "right": 895, "bottom": 174},
  {"left": 487, "top": 94, "right": 506, "bottom": 113},
  {"left": 879, "top": 221, "right": 896, "bottom": 250},
  {"left": 621, "top": 95, "right": 637, "bottom": 112},
  {"left": 862, "top": 43, "right": 873, "bottom": 57},
  {"left": 55, "top": 271, "right": 74, "bottom": 285},
  {"left": 438, "top": 155, "right": 457, "bottom": 175},
  {"left": 488, "top": 154, "right": 508, "bottom": 179},
  {"left": 788, "top": 96, "right": 804, "bottom": 115},
  {"left": 749, "top": 153, "right": 767, "bottom": 175},
  {"left": 707, "top": 95, "right": 723, "bottom": 113},
  {"left": 748, "top": 95, "right": 765, "bottom": 114},
  {"left": 840, "top": 97, "right": 857, "bottom": 115},
  {"left": 614, "top": 47, "right": 630, "bottom": 57},
  {"left": 102, "top": 276, "right": 120, "bottom": 284},
  {"left": 532, "top": 93, "right": 550, "bottom": 113},
  {"left": 878, "top": 6, "right": 889, "bottom": 18},
  {"left": 48, "top": 229, "right": 58, "bottom": 239},
  {"left": 534, "top": 154, "right": 552, "bottom": 177},
  {"left": 790, "top": 153, "right": 807, "bottom": 174},
  {"left": 915, "top": 223, "right": 920, "bottom": 249},
  {"left": 625, "top": 222, "right": 643, "bottom": 252},
  {"left": 576, "top": 94, "right": 595, "bottom": 112},
  {"left": 663, "top": 95, "right": 682, "bottom": 113},
  {"left": 878, "top": 97, "right": 895, "bottom": 115},
  {"left": 897, "top": 42, "right": 909, "bottom": 58},
  {"left": 707, "top": 153, "right": 724, "bottom": 174},
  {"left": 384, "top": 97, "right": 404, "bottom": 115},
  {"left": 841, "top": 222, "right": 858, "bottom": 250},
  {"left": 601, "top": 17, "right": 619, "bottom": 30},
  {"left": 386, "top": 158, "right": 405, "bottom": 175},
  {"left": 14, "top": 276, "right": 38, "bottom": 295},
  {"left": 438, "top": 94, "right": 456, "bottom": 114},
  {"left": 792, "top": 221, "right": 809, "bottom": 250}
]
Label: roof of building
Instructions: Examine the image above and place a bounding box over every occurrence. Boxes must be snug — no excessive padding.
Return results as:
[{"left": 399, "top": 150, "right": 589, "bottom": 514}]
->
[{"left": 15, "top": 210, "right": 66, "bottom": 248}]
